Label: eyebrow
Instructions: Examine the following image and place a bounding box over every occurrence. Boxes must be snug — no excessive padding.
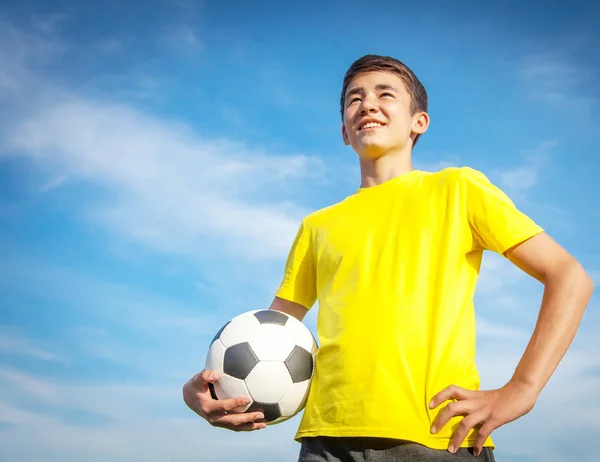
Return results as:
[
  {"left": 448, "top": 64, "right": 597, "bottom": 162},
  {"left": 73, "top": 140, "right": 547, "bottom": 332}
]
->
[{"left": 345, "top": 84, "right": 398, "bottom": 100}]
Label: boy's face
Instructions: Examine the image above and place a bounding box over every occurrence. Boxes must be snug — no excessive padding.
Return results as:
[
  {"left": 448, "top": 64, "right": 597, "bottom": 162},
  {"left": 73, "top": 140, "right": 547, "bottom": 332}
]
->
[{"left": 342, "top": 71, "right": 428, "bottom": 159}]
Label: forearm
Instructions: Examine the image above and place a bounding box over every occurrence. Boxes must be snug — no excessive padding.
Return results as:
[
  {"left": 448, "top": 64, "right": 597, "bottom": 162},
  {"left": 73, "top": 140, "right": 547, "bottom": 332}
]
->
[{"left": 510, "top": 262, "right": 593, "bottom": 394}]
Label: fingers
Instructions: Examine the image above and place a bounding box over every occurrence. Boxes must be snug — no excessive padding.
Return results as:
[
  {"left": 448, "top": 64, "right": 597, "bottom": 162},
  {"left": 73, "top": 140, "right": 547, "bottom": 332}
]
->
[
  {"left": 473, "top": 422, "right": 495, "bottom": 456},
  {"left": 430, "top": 399, "right": 476, "bottom": 434},
  {"left": 215, "top": 421, "right": 268, "bottom": 432},
  {"left": 185, "top": 370, "right": 265, "bottom": 432},
  {"left": 210, "top": 411, "right": 267, "bottom": 432},
  {"left": 429, "top": 384, "right": 471, "bottom": 410},
  {"left": 201, "top": 395, "right": 252, "bottom": 416},
  {"left": 447, "top": 411, "right": 485, "bottom": 454},
  {"left": 186, "top": 370, "right": 251, "bottom": 415},
  {"left": 197, "top": 370, "right": 221, "bottom": 387}
]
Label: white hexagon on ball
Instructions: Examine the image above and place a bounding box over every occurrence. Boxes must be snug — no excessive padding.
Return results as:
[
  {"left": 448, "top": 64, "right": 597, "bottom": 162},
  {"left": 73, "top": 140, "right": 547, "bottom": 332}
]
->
[{"left": 245, "top": 361, "right": 293, "bottom": 403}]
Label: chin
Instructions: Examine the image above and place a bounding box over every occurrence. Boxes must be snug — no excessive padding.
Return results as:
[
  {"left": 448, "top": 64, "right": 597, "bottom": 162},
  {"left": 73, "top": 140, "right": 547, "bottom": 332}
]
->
[
  {"left": 356, "top": 138, "right": 408, "bottom": 158},
  {"left": 355, "top": 142, "right": 390, "bottom": 159}
]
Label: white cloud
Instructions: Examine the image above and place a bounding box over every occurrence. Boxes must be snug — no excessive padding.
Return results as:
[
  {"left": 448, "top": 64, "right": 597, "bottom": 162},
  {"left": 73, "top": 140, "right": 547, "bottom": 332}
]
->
[
  {"left": 97, "top": 37, "right": 127, "bottom": 54},
  {"left": 0, "top": 257, "right": 224, "bottom": 337},
  {"left": 476, "top": 317, "right": 527, "bottom": 340},
  {"left": 0, "top": 367, "right": 303, "bottom": 462},
  {"left": 520, "top": 51, "right": 597, "bottom": 111},
  {"left": 31, "top": 14, "right": 68, "bottom": 35},
  {"left": 0, "top": 331, "right": 62, "bottom": 362},
  {"left": 8, "top": 97, "right": 316, "bottom": 259},
  {"left": 495, "top": 140, "right": 556, "bottom": 200},
  {"left": 164, "top": 24, "right": 203, "bottom": 55},
  {"left": 2, "top": 72, "right": 321, "bottom": 264},
  {"left": 39, "top": 174, "right": 69, "bottom": 192},
  {"left": 0, "top": 21, "right": 67, "bottom": 70}
]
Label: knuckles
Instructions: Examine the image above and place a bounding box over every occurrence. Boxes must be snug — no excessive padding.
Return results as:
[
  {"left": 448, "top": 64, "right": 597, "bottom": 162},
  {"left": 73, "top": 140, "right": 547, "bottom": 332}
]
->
[
  {"left": 446, "top": 401, "right": 459, "bottom": 413},
  {"left": 199, "top": 403, "right": 212, "bottom": 415},
  {"left": 458, "top": 419, "right": 472, "bottom": 432}
]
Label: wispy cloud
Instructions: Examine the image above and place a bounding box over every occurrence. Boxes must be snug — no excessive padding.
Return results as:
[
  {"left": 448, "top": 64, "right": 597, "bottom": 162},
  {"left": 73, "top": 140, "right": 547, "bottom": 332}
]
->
[
  {"left": 97, "top": 37, "right": 127, "bottom": 54},
  {"left": 8, "top": 99, "right": 322, "bottom": 260},
  {"left": 0, "top": 257, "right": 223, "bottom": 337},
  {"left": 164, "top": 24, "right": 203, "bottom": 56},
  {"left": 0, "top": 367, "right": 302, "bottom": 462},
  {"left": 0, "top": 331, "right": 62, "bottom": 362},
  {"left": 476, "top": 317, "right": 527, "bottom": 340},
  {"left": 520, "top": 51, "right": 597, "bottom": 111},
  {"left": 0, "top": 24, "right": 323, "bottom": 262},
  {"left": 496, "top": 140, "right": 556, "bottom": 199},
  {"left": 31, "top": 14, "right": 68, "bottom": 35},
  {"left": 39, "top": 174, "right": 69, "bottom": 192}
]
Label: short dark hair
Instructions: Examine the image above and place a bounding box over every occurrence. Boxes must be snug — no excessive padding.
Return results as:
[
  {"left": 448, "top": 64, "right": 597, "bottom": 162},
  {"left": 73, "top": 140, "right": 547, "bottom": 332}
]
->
[{"left": 341, "top": 54, "right": 428, "bottom": 146}]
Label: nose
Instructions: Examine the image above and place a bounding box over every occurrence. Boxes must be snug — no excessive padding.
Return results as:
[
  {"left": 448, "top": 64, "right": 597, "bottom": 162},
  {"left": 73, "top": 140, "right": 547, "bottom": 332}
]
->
[{"left": 359, "top": 94, "right": 379, "bottom": 115}]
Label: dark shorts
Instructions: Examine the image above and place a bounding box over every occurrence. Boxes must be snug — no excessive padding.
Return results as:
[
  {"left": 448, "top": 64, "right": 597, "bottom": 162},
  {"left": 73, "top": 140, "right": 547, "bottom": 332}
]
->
[{"left": 298, "top": 437, "right": 496, "bottom": 462}]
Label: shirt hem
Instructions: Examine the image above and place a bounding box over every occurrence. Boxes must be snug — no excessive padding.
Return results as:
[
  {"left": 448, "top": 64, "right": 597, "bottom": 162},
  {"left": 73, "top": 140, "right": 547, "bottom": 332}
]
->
[{"left": 294, "top": 428, "right": 495, "bottom": 451}]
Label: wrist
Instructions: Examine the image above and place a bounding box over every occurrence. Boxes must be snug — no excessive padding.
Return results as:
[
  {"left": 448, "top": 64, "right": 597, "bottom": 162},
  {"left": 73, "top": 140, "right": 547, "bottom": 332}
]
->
[{"left": 506, "top": 376, "right": 543, "bottom": 398}]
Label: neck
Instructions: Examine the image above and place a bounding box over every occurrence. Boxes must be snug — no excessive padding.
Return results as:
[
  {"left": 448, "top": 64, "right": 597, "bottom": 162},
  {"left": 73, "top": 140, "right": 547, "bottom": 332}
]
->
[{"left": 358, "top": 146, "right": 414, "bottom": 188}]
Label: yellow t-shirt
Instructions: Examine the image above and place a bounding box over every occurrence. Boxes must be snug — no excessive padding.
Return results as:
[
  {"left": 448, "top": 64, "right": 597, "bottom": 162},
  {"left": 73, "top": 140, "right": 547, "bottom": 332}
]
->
[{"left": 275, "top": 167, "right": 543, "bottom": 450}]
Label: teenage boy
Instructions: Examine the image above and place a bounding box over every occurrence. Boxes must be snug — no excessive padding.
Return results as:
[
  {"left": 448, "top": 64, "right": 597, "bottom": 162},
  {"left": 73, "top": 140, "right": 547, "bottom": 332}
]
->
[{"left": 183, "top": 55, "right": 593, "bottom": 461}]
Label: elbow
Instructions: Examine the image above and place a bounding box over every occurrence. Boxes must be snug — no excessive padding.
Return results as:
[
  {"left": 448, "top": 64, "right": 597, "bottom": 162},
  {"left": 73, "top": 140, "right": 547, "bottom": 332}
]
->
[
  {"left": 573, "top": 261, "right": 595, "bottom": 299},
  {"left": 582, "top": 270, "right": 595, "bottom": 299},
  {"left": 550, "top": 260, "right": 595, "bottom": 301}
]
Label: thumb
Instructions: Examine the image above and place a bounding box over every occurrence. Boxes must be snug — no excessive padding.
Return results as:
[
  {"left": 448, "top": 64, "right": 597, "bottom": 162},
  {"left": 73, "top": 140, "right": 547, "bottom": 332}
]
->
[{"left": 199, "top": 370, "right": 221, "bottom": 386}]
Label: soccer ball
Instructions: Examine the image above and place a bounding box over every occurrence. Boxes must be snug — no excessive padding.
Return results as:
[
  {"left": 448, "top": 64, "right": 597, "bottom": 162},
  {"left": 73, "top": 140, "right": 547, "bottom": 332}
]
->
[{"left": 205, "top": 309, "right": 318, "bottom": 425}]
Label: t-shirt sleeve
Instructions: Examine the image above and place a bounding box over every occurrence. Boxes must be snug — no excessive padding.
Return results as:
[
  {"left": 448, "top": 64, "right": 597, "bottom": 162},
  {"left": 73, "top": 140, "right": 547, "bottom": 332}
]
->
[
  {"left": 461, "top": 167, "right": 544, "bottom": 255},
  {"left": 274, "top": 219, "right": 317, "bottom": 309}
]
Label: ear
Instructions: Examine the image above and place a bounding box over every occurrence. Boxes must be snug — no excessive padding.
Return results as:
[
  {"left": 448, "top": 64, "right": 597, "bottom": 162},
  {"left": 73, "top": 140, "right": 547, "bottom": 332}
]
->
[
  {"left": 342, "top": 123, "right": 350, "bottom": 146},
  {"left": 412, "top": 112, "right": 430, "bottom": 136}
]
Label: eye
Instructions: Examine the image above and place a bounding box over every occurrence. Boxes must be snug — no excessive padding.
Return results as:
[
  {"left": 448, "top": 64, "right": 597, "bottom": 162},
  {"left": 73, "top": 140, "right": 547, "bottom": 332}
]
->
[
  {"left": 380, "top": 92, "right": 394, "bottom": 98},
  {"left": 348, "top": 97, "right": 361, "bottom": 105}
]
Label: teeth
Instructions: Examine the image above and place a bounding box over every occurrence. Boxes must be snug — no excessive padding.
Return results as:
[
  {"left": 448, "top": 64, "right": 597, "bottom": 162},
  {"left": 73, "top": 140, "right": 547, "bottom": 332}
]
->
[{"left": 360, "top": 122, "right": 383, "bottom": 130}]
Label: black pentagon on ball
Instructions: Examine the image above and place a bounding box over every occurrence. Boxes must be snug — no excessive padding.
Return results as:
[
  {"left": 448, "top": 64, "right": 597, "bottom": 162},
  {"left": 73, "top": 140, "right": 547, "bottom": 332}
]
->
[
  {"left": 247, "top": 401, "right": 281, "bottom": 422},
  {"left": 210, "top": 321, "right": 230, "bottom": 346},
  {"left": 285, "top": 345, "right": 314, "bottom": 383},
  {"left": 223, "top": 342, "right": 259, "bottom": 379},
  {"left": 253, "top": 310, "right": 288, "bottom": 326}
]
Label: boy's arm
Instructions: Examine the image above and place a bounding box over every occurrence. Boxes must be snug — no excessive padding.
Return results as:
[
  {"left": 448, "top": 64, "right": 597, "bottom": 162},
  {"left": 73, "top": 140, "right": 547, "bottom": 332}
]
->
[
  {"left": 269, "top": 296, "right": 309, "bottom": 321},
  {"left": 429, "top": 232, "right": 594, "bottom": 455},
  {"left": 503, "top": 232, "right": 593, "bottom": 393}
]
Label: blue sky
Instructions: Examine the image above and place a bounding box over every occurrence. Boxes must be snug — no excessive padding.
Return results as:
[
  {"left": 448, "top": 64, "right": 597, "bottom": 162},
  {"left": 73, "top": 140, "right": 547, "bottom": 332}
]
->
[{"left": 0, "top": 0, "right": 599, "bottom": 460}]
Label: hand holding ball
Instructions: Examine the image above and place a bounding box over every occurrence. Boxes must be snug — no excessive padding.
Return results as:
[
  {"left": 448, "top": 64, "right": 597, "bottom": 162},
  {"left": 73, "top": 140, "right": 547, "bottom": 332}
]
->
[{"left": 205, "top": 310, "right": 318, "bottom": 425}]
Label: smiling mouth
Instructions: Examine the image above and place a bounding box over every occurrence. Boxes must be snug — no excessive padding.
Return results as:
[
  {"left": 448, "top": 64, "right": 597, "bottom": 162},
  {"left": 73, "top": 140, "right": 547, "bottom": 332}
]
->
[{"left": 359, "top": 122, "right": 385, "bottom": 131}]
